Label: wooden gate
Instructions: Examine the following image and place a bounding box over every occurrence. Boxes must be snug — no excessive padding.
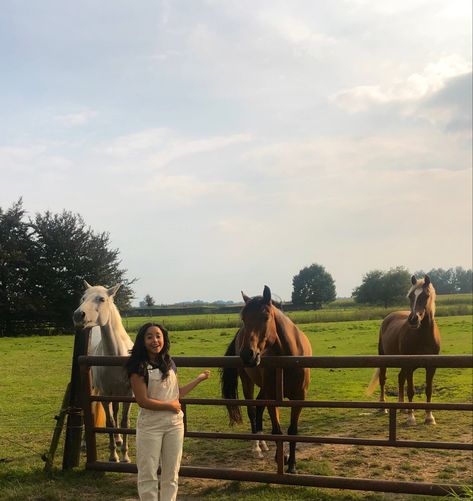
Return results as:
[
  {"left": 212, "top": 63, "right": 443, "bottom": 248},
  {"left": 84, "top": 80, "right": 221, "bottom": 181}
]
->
[{"left": 78, "top": 354, "right": 473, "bottom": 497}]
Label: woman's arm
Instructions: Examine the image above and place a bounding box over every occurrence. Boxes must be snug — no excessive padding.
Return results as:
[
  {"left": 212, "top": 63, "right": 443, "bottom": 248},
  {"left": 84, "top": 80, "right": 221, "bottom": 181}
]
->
[
  {"left": 179, "top": 370, "right": 211, "bottom": 398},
  {"left": 130, "top": 373, "right": 181, "bottom": 413}
]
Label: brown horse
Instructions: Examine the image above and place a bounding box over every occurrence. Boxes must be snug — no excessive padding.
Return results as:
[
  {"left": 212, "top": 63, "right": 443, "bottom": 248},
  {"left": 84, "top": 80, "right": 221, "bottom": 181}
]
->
[
  {"left": 221, "top": 285, "right": 312, "bottom": 473},
  {"left": 367, "top": 275, "right": 441, "bottom": 425}
]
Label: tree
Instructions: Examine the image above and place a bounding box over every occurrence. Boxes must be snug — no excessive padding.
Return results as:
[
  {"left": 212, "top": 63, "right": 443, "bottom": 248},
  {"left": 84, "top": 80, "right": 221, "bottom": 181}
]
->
[
  {"left": 0, "top": 199, "right": 38, "bottom": 334},
  {"left": 415, "top": 267, "right": 472, "bottom": 294},
  {"left": 0, "top": 200, "right": 135, "bottom": 336},
  {"left": 453, "top": 267, "right": 472, "bottom": 293},
  {"left": 291, "top": 263, "right": 336, "bottom": 308},
  {"left": 144, "top": 294, "right": 155, "bottom": 307},
  {"left": 352, "top": 267, "right": 411, "bottom": 308}
]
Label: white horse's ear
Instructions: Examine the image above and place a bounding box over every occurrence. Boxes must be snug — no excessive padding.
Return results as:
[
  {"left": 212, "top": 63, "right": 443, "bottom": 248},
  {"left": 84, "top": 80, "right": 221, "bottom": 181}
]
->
[
  {"left": 241, "top": 291, "right": 251, "bottom": 304},
  {"left": 84, "top": 280, "right": 92, "bottom": 289},
  {"left": 411, "top": 275, "right": 417, "bottom": 285},
  {"left": 107, "top": 284, "right": 122, "bottom": 297}
]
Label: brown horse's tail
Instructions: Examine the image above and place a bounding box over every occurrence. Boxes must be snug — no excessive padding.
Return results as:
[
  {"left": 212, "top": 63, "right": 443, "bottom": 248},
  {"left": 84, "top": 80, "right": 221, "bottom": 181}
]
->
[
  {"left": 366, "top": 368, "right": 380, "bottom": 396},
  {"left": 220, "top": 334, "right": 242, "bottom": 425}
]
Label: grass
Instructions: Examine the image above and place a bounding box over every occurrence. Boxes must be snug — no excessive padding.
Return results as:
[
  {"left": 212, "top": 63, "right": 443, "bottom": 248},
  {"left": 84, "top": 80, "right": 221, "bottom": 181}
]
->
[
  {"left": 0, "top": 314, "right": 471, "bottom": 501},
  {"left": 120, "top": 293, "right": 473, "bottom": 333}
]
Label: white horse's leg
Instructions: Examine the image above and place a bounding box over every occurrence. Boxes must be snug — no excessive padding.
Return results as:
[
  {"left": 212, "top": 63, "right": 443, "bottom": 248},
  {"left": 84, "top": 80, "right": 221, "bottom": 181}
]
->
[
  {"left": 112, "top": 402, "right": 122, "bottom": 446},
  {"left": 119, "top": 402, "right": 131, "bottom": 463},
  {"left": 104, "top": 402, "right": 119, "bottom": 462}
]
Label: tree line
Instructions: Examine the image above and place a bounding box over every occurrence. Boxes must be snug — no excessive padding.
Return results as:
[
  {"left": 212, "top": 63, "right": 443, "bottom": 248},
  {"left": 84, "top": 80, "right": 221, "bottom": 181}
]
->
[
  {"left": 292, "top": 264, "right": 472, "bottom": 309},
  {"left": 1, "top": 200, "right": 471, "bottom": 336},
  {"left": 0, "top": 200, "right": 133, "bottom": 336}
]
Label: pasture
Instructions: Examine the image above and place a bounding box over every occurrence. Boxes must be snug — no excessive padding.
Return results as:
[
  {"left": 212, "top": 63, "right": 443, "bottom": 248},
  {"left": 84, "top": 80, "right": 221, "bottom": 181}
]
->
[{"left": 0, "top": 314, "right": 472, "bottom": 501}]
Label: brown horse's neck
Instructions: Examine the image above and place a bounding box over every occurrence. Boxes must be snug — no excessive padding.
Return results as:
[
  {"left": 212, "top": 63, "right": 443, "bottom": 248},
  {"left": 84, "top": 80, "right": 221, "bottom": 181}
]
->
[{"left": 271, "top": 307, "right": 300, "bottom": 355}]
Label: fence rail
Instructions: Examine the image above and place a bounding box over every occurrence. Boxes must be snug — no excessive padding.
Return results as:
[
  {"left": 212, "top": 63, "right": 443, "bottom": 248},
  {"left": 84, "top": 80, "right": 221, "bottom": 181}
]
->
[{"left": 78, "top": 354, "right": 473, "bottom": 497}]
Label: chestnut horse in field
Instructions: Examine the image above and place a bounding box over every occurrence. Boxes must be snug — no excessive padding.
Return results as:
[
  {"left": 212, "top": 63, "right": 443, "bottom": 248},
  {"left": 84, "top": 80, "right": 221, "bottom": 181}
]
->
[
  {"left": 221, "top": 285, "right": 312, "bottom": 473},
  {"left": 367, "top": 275, "right": 441, "bottom": 425}
]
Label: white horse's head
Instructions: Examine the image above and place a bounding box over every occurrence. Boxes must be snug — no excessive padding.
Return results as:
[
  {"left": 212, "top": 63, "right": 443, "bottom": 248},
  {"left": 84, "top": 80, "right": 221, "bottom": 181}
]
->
[{"left": 73, "top": 280, "right": 122, "bottom": 328}]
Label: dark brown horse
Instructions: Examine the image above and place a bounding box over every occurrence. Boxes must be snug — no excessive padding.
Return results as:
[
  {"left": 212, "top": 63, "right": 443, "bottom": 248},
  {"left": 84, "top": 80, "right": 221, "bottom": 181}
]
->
[
  {"left": 221, "top": 285, "right": 312, "bottom": 473},
  {"left": 367, "top": 275, "right": 441, "bottom": 425}
]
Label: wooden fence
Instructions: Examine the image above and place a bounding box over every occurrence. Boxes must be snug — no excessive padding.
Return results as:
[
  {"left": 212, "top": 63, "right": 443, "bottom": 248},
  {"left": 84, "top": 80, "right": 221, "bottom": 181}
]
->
[{"left": 78, "top": 354, "right": 473, "bottom": 497}]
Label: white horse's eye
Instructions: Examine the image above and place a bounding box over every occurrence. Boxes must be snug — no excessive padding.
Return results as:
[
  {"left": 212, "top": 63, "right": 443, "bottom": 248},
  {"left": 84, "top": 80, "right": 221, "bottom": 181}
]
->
[{"left": 98, "top": 296, "right": 106, "bottom": 302}]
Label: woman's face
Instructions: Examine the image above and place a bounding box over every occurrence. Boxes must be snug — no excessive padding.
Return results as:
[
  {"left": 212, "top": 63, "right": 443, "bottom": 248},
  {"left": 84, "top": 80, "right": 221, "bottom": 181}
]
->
[{"left": 144, "top": 325, "right": 164, "bottom": 360}]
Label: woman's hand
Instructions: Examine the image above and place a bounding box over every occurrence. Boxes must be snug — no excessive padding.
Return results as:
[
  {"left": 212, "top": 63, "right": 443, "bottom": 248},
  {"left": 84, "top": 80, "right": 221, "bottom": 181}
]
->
[
  {"left": 198, "top": 370, "right": 211, "bottom": 382},
  {"left": 168, "top": 399, "right": 182, "bottom": 413}
]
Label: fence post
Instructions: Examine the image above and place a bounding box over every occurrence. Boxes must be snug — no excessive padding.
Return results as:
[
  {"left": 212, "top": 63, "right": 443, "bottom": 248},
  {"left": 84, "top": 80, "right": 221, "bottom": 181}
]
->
[
  {"left": 80, "top": 359, "right": 98, "bottom": 465},
  {"left": 62, "top": 327, "right": 90, "bottom": 469}
]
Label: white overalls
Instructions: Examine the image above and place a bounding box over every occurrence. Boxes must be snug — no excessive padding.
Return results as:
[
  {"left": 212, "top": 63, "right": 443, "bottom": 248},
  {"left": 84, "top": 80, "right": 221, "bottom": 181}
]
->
[{"left": 136, "top": 364, "right": 184, "bottom": 501}]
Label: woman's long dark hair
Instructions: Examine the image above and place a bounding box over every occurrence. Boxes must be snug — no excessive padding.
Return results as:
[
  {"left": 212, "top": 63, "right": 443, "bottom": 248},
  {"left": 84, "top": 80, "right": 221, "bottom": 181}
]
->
[{"left": 126, "top": 322, "right": 173, "bottom": 383}]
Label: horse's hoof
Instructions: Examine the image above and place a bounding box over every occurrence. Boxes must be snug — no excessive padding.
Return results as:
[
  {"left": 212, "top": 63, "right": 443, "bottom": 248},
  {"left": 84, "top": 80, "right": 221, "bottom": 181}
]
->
[
  {"left": 286, "top": 465, "right": 297, "bottom": 474},
  {"left": 109, "top": 455, "right": 119, "bottom": 462},
  {"left": 120, "top": 457, "right": 131, "bottom": 463},
  {"left": 424, "top": 417, "right": 437, "bottom": 425},
  {"left": 253, "top": 451, "right": 264, "bottom": 459},
  {"left": 283, "top": 454, "right": 289, "bottom": 465},
  {"left": 260, "top": 441, "right": 269, "bottom": 452},
  {"left": 406, "top": 418, "right": 416, "bottom": 426}
]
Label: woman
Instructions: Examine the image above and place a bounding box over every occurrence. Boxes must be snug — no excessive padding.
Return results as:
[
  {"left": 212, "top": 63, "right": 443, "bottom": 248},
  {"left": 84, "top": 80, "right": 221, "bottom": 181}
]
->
[{"left": 126, "top": 322, "right": 210, "bottom": 501}]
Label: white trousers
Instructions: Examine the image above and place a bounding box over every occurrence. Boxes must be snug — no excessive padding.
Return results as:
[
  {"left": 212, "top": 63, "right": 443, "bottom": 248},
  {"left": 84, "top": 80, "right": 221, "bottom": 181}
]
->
[{"left": 136, "top": 415, "right": 184, "bottom": 501}]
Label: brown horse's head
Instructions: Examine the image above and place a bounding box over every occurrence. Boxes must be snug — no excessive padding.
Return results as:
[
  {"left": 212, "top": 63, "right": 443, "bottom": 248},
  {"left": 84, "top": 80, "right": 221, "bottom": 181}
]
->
[
  {"left": 238, "top": 285, "right": 277, "bottom": 367},
  {"left": 407, "top": 275, "right": 436, "bottom": 328}
]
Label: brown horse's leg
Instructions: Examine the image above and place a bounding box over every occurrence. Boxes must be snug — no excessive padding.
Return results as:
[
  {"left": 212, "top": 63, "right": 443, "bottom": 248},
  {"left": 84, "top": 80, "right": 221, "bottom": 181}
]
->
[
  {"left": 241, "top": 372, "right": 263, "bottom": 458},
  {"left": 425, "top": 367, "right": 437, "bottom": 425},
  {"left": 256, "top": 390, "right": 269, "bottom": 451},
  {"left": 287, "top": 405, "right": 302, "bottom": 474},
  {"left": 398, "top": 368, "right": 408, "bottom": 415},
  {"left": 265, "top": 371, "right": 284, "bottom": 467},
  {"left": 405, "top": 369, "right": 416, "bottom": 425},
  {"left": 379, "top": 367, "right": 387, "bottom": 413}
]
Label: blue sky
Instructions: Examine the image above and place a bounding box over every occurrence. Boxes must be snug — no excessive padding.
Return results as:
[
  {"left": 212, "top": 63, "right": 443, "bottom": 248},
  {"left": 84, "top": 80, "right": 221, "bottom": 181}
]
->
[{"left": 1, "top": 1, "right": 471, "bottom": 304}]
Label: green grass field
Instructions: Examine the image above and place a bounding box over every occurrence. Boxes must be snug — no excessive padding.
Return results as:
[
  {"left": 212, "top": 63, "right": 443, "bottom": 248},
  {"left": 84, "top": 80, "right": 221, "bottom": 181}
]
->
[{"left": 0, "top": 314, "right": 471, "bottom": 501}]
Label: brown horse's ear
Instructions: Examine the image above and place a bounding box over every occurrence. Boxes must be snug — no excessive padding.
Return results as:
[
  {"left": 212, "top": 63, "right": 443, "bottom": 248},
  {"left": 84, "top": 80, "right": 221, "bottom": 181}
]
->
[
  {"left": 411, "top": 275, "right": 417, "bottom": 285},
  {"left": 84, "top": 280, "right": 92, "bottom": 289},
  {"left": 424, "top": 275, "right": 431, "bottom": 287},
  {"left": 241, "top": 291, "right": 251, "bottom": 304},
  {"left": 263, "top": 285, "right": 271, "bottom": 305}
]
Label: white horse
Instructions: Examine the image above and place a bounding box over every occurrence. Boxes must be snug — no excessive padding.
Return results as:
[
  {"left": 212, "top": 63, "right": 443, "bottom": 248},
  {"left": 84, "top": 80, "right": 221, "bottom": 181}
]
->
[{"left": 73, "top": 281, "right": 133, "bottom": 462}]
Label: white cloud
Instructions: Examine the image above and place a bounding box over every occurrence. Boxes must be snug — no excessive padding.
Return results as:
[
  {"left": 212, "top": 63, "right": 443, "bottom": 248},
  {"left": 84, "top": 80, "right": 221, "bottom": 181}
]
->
[
  {"left": 54, "top": 109, "right": 97, "bottom": 127},
  {"left": 331, "top": 54, "right": 472, "bottom": 112},
  {"left": 101, "top": 129, "right": 252, "bottom": 171}
]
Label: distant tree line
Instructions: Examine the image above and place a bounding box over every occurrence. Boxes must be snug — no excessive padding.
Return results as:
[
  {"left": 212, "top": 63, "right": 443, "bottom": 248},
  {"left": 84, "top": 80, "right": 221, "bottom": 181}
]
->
[
  {"left": 292, "top": 263, "right": 472, "bottom": 309},
  {"left": 0, "top": 199, "right": 134, "bottom": 336}
]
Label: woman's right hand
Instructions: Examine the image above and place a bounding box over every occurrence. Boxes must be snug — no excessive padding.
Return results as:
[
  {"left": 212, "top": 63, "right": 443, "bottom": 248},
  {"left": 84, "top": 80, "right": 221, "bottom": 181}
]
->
[{"left": 168, "top": 400, "right": 182, "bottom": 413}]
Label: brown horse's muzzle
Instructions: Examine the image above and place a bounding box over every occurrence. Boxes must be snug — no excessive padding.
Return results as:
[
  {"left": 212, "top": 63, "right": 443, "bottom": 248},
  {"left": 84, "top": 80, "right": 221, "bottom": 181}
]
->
[
  {"left": 408, "top": 312, "right": 422, "bottom": 328},
  {"left": 240, "top": 347, "right": 261, "bottom": 367}
]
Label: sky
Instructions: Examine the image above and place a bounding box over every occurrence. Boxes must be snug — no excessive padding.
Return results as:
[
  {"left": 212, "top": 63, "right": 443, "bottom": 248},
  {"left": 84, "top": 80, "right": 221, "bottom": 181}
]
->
[{"left": 1, "top": 1, "right": 471, "bottom": 305}]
